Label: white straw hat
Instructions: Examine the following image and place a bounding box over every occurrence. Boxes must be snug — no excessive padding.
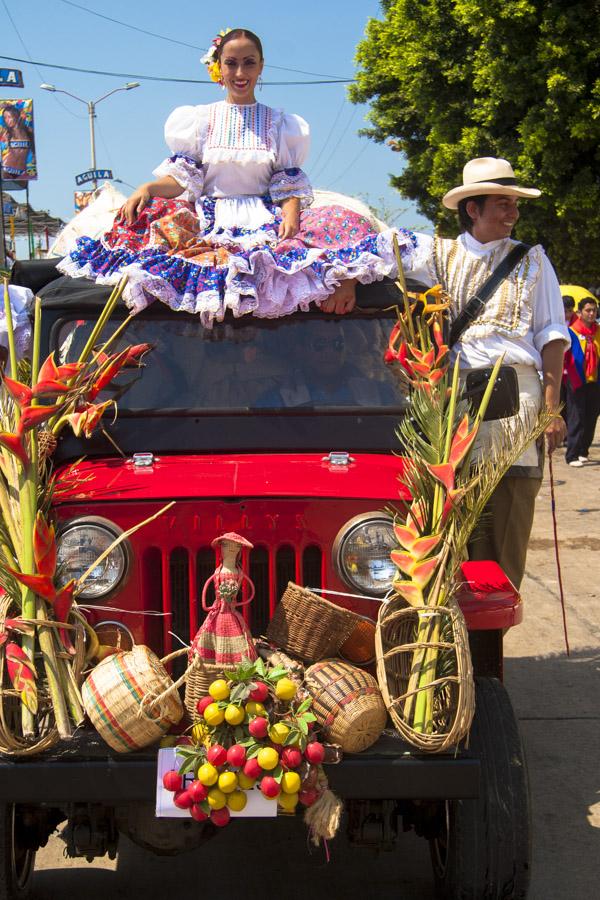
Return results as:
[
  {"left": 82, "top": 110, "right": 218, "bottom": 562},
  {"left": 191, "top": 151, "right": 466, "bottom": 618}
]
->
[{"left": 442, "top": 157, "right": 541, "bottom": 210}]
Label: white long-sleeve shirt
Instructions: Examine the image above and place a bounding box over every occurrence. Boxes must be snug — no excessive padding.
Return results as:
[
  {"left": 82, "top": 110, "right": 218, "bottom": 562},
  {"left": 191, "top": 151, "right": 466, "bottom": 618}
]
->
[{"left": 407, "top": 231, "right": 569, "bottom": 370}]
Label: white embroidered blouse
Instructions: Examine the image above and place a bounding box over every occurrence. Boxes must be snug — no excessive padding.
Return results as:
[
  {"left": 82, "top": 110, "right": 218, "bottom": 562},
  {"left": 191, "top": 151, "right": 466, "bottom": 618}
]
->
[
  {"left": 153, "top": 101, "right": 313, "bottom": 235},
  {"left": 407, "top": 231, "right": 569, "bottom": 370}
]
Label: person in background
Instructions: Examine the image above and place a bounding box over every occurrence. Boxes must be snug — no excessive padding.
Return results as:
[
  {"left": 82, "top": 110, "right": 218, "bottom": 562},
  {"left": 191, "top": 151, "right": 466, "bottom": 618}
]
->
[
  {"left": 564, "top": 296, "right": 600, "bottom": 466},
  {"left": 560, "top": 295, "right": 577, "bottom": 427},
  {"left": 562, "top": 295, "right": 576, "bottom": 326}
]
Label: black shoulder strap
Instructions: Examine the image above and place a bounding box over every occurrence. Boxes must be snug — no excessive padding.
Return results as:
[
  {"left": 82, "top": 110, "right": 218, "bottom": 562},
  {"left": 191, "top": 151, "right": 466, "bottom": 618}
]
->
[{"left": 449, "top": 242, "right": 530, "bottom": 348}]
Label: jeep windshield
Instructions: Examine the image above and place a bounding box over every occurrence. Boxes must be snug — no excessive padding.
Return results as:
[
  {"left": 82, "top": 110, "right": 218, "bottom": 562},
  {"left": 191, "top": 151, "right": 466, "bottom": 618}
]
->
[{"left": 55, "top": 314, "right": 409, "bottom": 415}]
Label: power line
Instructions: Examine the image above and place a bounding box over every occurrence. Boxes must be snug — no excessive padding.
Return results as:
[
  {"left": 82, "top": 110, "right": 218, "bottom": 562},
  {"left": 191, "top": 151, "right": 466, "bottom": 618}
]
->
[
  {"left": 326, "top": 143, "right": 369, "bottom": 189},
  {"left": 0, "top": 1, "right": 85, "bottom": 118},
  {"left": 55, "top": 0, "right": 353, "bottom": 80},
  {"left": 0, "top": 54, "right": 353, "bottom": 86},
  {"left": 312, "top": 106, "right": 359, "bottom": 182},
  {"left": 309, "top": 96, "right": 347, "bottom": 175}
]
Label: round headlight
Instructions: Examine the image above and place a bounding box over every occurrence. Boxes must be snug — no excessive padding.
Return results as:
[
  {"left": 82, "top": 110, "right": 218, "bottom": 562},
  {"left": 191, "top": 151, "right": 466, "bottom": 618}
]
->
[
  {"left": 333, "top": 513, "right": 397, "bottom": 597},
  {"left": 56, "top": 518, "right": 129, "bottom": 600}
]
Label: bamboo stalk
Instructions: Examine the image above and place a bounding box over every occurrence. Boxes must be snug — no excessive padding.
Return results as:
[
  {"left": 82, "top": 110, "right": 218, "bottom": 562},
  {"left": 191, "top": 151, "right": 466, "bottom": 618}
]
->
[
  {"left": 3, "top": 279, "right": 18, "bottom": 380},
  {"left": 77, "top": 277, "right": 128, "bottom": 365},
  {"left": 35, "top": 598, "right": 72, "bottom": 739}
]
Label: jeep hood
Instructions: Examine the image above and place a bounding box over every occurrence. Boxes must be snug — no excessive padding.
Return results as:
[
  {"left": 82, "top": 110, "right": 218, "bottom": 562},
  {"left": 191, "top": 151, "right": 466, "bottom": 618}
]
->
[{"left": 54, "top": 453, "right": 410, "bottom": 503}]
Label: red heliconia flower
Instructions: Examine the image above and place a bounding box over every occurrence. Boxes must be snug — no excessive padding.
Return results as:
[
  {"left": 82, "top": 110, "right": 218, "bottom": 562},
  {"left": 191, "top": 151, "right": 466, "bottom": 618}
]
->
[
  {"left": 33, "top": 512, "right": 57, "bottom": 578},
  {"left": 123, "top": 343, "right": 153, "bottom": 366},
  {"left": 5, "top": 642, "right": 38, "bottom": 714},
  {"left": 6, "top": 568, "right": 56, "bottom": 601},
  {"left": 37, "top": 353, "right": 84, "bottom": 387},
  {"left": 428, "top": 368, "right": 446, "bottom": 386},
  {"left": 53, "top": 580, "right": 77, "bottom": 654},
  {"left": 87, "top": 349, "right": 130, "bottom": 401},
  {"left": 17, "top": 404, "right": 61, "bottom": 436},
  {"left": 426, "top": 462, "right": 456, "bottom": 493},
  {"left": 2, "top": 375, "right": 33, "bottom": 408},
  {"left": 66, "top": 400, "right": 113, "bottom": 438},
  {"left": 448, "top": 414, "right": 478, "bottom": 469},
  {"left": 0, "top": 432, "right": 30, "bottom": 468}
]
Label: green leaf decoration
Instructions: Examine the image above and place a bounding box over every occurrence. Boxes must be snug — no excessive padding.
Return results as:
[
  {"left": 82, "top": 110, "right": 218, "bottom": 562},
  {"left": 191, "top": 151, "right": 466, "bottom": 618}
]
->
[
  {"left": 296, "top": 698, "right": 312, "bottom": 715},
  {"left": 272, "top": 764, "right": 283, "bottom": 780},
  {"left": 298, "top": 719, "right": 309, "bottom": 735}
]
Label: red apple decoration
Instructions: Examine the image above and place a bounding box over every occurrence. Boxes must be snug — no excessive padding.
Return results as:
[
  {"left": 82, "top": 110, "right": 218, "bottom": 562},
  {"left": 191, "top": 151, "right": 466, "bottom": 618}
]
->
[
  {"left": 243, "top": 758, "right": 262, "bottom": 780},
  {"left": 260, "top": 776, "right": 281, "bottom": 799},
  {"left": 196, "top": 696, "right": 213, "bottom": 716},
  {"left": 188, "top": 780, "right": 208, "bottom": 804},
  {"left": 207, "top": 744, "right": 227, "bottom": 767},
  {"left": 249, "top": 681, "right": 269, "bottom": 702},
  {"left": 162, "top": 770, "right": 183, "bottom": 793},
  {"left": 281, "top": 747, "right": 303, "bottom": 770},
  {"left": 248, "top": 716, "right": 269, "bottom": 739},
  {"left": 227, "top": 744, "right": 247, "bottom": 768},
  {"left": 304, "top": 741, "right": 325, "bottom": 765},
  {"left": 210, "top": 807, "right": 231, "bottom": 827},
  {"left": 190, "top": 803, "right": 208, "bottom": 822},
  {"left": 173, "top": 789, "right": 193, "bottom": 810},
  {"left": 299, "top": 788, "right": 318, "bottom": 807}
]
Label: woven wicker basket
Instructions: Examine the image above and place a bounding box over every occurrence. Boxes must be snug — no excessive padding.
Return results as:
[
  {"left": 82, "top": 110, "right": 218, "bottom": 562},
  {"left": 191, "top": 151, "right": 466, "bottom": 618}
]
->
[
  {"left": 339, "top": 617, "right": 376, "bottom": 665},
  {"left": 82, "top": 645, "right": 185, "bottom": 753},
  {"left": 375, "top": 595, "right": 475, "bottom": 753},
  {"left": 304, "top": 659, "right": 387, "bottom": 753},
  {"left": 266, "top": 583, "right": 361, "bottom": 663},
  {"left": 184, "top": 656, "right": 225, "bottom": 723}
]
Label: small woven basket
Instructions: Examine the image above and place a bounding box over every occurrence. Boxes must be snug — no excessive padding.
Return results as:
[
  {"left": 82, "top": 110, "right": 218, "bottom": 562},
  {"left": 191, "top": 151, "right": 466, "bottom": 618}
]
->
[
  {"left": 266, "top": 583, "right": 361, "bottom": 663},
  {"left": 82, "top": 645, "right": 185, "bottom": 753},
  {"left": 304, "top": 659, "right": 387, "bottom": 753},
  {"left": 184, "top": 657, "right": 224, "bottom": 723},
  {"left": 375, "top": 594, "right": 475, "bottom": 753}
]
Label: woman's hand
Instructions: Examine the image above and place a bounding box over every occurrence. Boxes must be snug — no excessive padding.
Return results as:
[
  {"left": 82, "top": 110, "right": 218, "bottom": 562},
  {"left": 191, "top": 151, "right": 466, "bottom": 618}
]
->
[
  {"left": 123, "top": 184, "right": 152, "bottom": 225},
  {"left": 278, "top": 197, "right": 301, "bottom": 241}
]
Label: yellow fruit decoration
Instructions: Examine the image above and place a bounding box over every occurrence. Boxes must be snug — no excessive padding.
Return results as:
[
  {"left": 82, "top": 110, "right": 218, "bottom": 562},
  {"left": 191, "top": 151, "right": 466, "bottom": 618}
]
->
[
  {"left": 218, "top": 771, "right": 238, "bottom": 794},
  {"left": 275, "top": 678, "right": 297, "bottom": 701},
  {"left": 207, "top": 788, "right": 227, "bottom": 810},
  {"left": 191, "top": 722, "right": 210, "bottom": 744},
  {"left": 281, "top": 771, "right": 301, "bottom": 794},
  {"left": 268, "top": 723, "right": 290, "bottom": 745},
  {"left": 224, "top": 704, "right": 245, "bottom": 726},
  {"left": 237, "top": 772, "right": 256, "bottom": 791},
  {"left": 197, "top": 763, "right": 219, "bottom": 786},
  {"left": 227, "top": 790, "right": 248, "bottom": 812},
  {"left": 257, "top": 747, "right": 279, "bottom": 770},
  {"left": 245, "top": 701, "right": 266, "bottom": 717},
  {"left": 203, "top": 703, "right": 225, "bottom": 726},
  {"left": 209, "top": 679, "right": 230, "bottom": 701},
  {"left": 278, "top": 791, "right": 299, "bottom": 811}
]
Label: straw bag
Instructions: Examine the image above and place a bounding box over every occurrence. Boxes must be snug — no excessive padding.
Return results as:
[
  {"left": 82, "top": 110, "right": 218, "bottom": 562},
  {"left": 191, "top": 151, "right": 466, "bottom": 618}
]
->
[
  {"left": 184, "top": 658, "right": 225, "bottom": 723},
  {"left": 82, "top": 645, "right": 185, "bottom": 753},
  {"left": 304, "top": 659, "right": 387, "bottom": 753},
  {"left": 266, "top": 583, "right": 362, "bottom": 663},
  {"left": 375, "top": 594, "right": 475, "bottom": 753}
]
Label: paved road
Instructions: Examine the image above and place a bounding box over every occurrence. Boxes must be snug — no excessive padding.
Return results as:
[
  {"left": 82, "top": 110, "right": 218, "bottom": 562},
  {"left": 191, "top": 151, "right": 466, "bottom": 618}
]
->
[{"left": 33, "top": 437, "right": 600, "bottom": 899}]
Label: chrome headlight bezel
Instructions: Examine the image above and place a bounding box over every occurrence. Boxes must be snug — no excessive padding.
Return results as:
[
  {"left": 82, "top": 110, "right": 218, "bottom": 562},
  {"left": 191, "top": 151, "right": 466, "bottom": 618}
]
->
[
  {"left": 332, "top": 512, "right": 397, "bottom": 598},
  {"left": 56, "top": 516, "right": 131, "bottom": 601}
]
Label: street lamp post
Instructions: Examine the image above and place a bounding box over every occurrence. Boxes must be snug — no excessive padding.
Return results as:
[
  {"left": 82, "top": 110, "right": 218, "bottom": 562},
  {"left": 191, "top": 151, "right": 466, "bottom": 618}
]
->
[{"left": 40, "top": 82, "right": 140, "bottom": 189}]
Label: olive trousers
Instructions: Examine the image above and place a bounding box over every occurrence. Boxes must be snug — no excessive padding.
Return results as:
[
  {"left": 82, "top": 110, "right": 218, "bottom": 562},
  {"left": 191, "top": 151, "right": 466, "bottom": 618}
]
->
[{"left": 467, "top": 474, "right": 542, "bottom": 590}]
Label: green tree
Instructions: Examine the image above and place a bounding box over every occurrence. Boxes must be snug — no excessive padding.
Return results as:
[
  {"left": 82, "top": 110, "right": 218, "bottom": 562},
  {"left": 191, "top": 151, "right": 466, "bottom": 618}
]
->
[{"left": 351, "top": 0, "right": 600, "bottom": 283}]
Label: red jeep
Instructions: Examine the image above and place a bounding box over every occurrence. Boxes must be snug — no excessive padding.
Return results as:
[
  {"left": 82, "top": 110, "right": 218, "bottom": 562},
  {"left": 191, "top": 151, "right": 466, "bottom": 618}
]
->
[{"left": 1, "top": 261, "right": 529, "bottom": 900}]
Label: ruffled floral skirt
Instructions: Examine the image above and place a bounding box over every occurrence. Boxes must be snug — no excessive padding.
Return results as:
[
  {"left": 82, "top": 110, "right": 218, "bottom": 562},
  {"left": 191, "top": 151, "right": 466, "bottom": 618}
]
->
[{"left": 58, "top": 195, "right": 416, "bottom": 326}]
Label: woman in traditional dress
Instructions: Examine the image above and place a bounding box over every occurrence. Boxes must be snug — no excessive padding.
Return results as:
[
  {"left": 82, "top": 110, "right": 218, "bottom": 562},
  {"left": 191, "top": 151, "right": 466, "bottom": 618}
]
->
[{"left": 59, "top": 28, "right": 415, "bottom": 326}]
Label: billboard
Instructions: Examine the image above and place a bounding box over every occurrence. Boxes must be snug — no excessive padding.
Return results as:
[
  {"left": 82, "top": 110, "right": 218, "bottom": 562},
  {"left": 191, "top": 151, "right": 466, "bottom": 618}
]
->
[{"left": 0, "top": 98, "right": 37, "bottom": 180}]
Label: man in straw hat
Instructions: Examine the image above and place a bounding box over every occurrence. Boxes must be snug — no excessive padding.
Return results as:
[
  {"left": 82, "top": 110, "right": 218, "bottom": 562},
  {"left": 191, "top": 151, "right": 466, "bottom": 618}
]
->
[{"left": 402, "top": 157, "right": 570, "bottom": 588}]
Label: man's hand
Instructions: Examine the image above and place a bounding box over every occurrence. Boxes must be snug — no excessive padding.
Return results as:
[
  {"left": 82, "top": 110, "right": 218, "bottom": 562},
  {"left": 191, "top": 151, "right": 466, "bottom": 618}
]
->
[{"left": 545, "top": 413, "right": 566, "bottom": 454}]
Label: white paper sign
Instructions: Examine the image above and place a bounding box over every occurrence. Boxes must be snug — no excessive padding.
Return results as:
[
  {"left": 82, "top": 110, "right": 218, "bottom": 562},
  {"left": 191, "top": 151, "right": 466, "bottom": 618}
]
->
[{"left": 155, "top": 747, "right": 277, "bottom": 818}]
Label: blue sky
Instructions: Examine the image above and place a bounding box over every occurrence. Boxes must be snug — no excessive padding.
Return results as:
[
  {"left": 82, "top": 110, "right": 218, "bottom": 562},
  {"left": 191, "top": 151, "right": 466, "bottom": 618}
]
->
[{"left": 0, "top": 0, "right": 432, "bottom": 245}]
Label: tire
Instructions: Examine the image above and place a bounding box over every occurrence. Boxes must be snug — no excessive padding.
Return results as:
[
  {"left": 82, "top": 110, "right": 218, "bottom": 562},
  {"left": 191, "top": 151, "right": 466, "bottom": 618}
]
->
[
  {"left": 0, "top": 805, "right": 36, "bottom": 900},
  {"left": 430, "top": 677, "right": 531, "bottom": 900}
]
